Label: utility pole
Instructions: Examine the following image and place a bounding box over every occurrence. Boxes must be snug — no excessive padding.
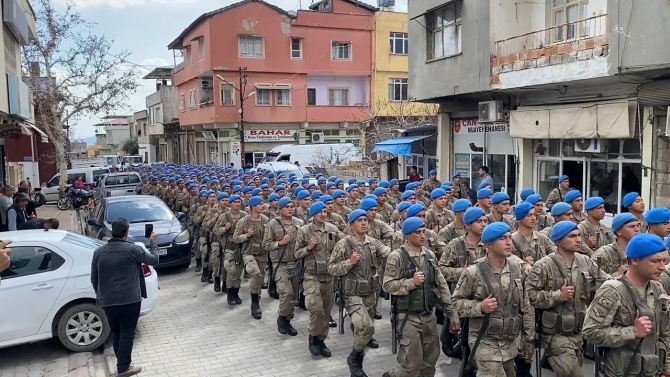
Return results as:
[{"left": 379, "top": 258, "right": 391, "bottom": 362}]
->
[{"left": 238, "top": 66, "right": 248, "bottom": 166}]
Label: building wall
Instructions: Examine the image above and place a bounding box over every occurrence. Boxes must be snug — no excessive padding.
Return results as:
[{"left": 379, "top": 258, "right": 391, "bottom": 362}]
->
[{"left": 306, "top": 76, "right": 368, "bottom": 105}]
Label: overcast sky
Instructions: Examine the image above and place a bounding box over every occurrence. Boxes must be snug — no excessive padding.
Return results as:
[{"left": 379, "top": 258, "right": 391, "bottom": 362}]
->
[{"left": 59, "top": 0, "right": 408, "bottom": 139}]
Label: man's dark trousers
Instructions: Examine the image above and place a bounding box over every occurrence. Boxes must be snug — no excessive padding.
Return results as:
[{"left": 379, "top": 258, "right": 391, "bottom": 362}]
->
[{"left": 103, "top": 302, "right": 141, "bottom": 374}]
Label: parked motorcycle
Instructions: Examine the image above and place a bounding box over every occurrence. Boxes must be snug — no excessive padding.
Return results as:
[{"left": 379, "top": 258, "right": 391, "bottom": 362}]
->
[{"left": 57, "top": 186, "right": 93, "bottom": 211}]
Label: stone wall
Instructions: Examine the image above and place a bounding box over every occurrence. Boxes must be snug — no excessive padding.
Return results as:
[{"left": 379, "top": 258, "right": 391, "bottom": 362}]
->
[{"left": 654, "top": 135, "right": 670, "bottom": 208}]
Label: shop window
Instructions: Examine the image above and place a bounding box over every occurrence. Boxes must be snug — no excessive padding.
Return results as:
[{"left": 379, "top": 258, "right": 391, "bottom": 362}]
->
[
  {"left": 548, "top": 139, "right": 561, "bottom": 157},
  {"left": 470, "top": 155, "right": 484, "bottom": 188},
  {"left": 622, "top": 139, "right": 641, "bottom": 158},
  {"left": 537, "top": 160, "right": 560, "bottom": 201},
  {"left": 589, "top": 161, "right": 619, "bottom": 212},
  {"left": 487, "top": 155, "right": 506, "bottom": 192}
]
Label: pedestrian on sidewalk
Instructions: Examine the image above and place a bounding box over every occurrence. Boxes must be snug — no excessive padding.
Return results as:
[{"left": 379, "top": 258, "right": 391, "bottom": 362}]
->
[{"left": 91, "top": 218, "right": 160, "bottom": 377}]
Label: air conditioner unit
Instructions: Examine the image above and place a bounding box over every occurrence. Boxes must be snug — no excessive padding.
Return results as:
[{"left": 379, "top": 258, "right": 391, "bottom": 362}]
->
[
  {"left": 575, "top": 139, "right": 604, "bottom": 153},
  {"left": 200, "top": 80, "right": 212, "bottom": 89},
  {"left": 478, "top": 101, "right": 504, "bottom": 123},
  {"left": 311, "top": 132, "right": 325, "bottom": 143}
]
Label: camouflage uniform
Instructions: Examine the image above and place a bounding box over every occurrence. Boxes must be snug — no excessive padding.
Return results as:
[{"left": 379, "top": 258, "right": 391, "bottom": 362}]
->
[
  {"left": 437, "top": 222, "right": 466, "bottom": 245},
  {"left": 545, "top": 187, "right": 569, "bottom": 210},
  {"left": 577, "top": 220, "right": 615, "bottom": 253},
  {"left": 199, "top": 204, "right": 220, "bottom": 277},
  {"left": 191, "top": 203, "right": 210, "bottom": 262},
  {"left": 452, "top": 257, "right": 535, "bottom": 377},
  {"left": 661, "top": 264, "right": 670, "bottom": 294},
  {"left": 264, "top": 207, "right": 280, "bottom": 220},
  {"left": 534, "top": 214, "right": 555, "bottom": 232},
  {"left": 345, "top": 197, "right": 361, "bottom": 209},
  {"left": 451, "top": 181, "right": 466, "bottom": 199},
  {"left": 326, "top": 212, "right": 346, "bottom": 232},
  {"left": 387, "top": 191, "right": 401, "bottom": 208},
  {"left": 526, "top": 252, "right": 608, "bottom": 377},
  {"left": 592, "top": 242, "right": 628, "bottom": 276},
  {"left": 376, "top": 201, "right": 395, "bottom": 224},
  {"left": 486, "top": 211, "right": 517, "bottom": 232},
  {"left": 571, "top": 211, "right": 587, "bottom": 225},
  {"left": 421, "top": 178, "right": 440, "bottom": 194},
  {"left": 333, "top": 205, "right": 352, "bottom": 226},
  {"left": 232, "top": 214, "right": 270, "bottom": 295},
  {"left": 510, "top": 230, "right": 556, "bottom": 264},
  {"left": 215, "top": 210, "right": 247, "bottom": 293},
  {"left": 438, "top": 235, "right": 487, "bottom": 284},
  {"left": 294, "top": 207, "right": 311, "bottom": 224},
  {"left": 582, "top": 277, "right": 670, "bottom": 377},
  {"left": 425, "top": 207, "right": 455, "bottom": 233},
  {"left": 205, "top": 206, "right": 227, "bottom": 281}
]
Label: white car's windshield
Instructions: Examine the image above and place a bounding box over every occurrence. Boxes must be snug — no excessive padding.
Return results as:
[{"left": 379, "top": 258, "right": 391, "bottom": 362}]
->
[
  {"left": 105, "top": 156, "right": 120, "bottom": 166},
  {"left": 62, "top": 233, "right": 106, "bottom": 250}
]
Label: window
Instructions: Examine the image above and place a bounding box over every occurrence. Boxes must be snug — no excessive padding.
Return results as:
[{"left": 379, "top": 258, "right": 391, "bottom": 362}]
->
[
  {"left": 291, "top": 37, "right": 302, "bottom": 59},
  {"left": 220, "top": 84, "right": 235, "bottom": 105},
  {"left": 256, "top": 89, "right": 271, "bottom": 105},
  {"left": 185, "top": 46, "right": 192, "bottom": 65},
  {"left": 427, "top": 3, "right": 462, "bottom": 60},
  {"left": 189, "top": 90, "right": 196, "bottom": 109},
  {"left": 0, "top": 246, "right": 65, "bottom": 280},
  {"left": 275, "top": 86, "right": 291, "bottom": 106},
  {"left": 307, "top": 88, "right": 316, "bottom": 105},
  {"left": 105, "top": 201, "right": 173, "bottom": 223},
  {"left": 154, "top": 106, "right": 162, "bottom": 124},
  {"left": 552, "top": 0, "right": 589, "bottom": 41},
  {"left": 198, "top": 37, "right": 205, "bottom": 59},
  {"left": 179, "top": 94, "right": 185, "bottom": 112},
  {"left": 239, "top": 35, "right": 264, "bottom": 57},
  {"left": 390, "top": 32, "right": 409, "bottom": 55},
  {"left": 388, "top": 78, "right": 409, "bottom": 101},
  {"left": 328, "top": 88, "right": 349, "bottom": 106},
  {"left": 331, "top": 41, "right": 351, "bottom": 60}
]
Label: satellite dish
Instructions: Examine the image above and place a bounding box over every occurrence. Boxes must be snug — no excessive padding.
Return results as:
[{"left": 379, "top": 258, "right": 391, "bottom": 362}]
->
[{"left": 287, "top": 10, "right": 297, "bottom": 17}]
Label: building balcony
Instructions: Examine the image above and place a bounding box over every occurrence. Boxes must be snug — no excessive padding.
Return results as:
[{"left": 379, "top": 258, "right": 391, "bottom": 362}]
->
[
  {"left": 491, "top": 13, "right": 609, "bottom": 88},
  {"left": 148, "top": 123, "right": 165, "bottom": 136},
  {"left": 146, "top": 86, "right": 179, "bottom": 123},
  {"left": 8, "top": 74, "right": 33, "bottom": 121}
]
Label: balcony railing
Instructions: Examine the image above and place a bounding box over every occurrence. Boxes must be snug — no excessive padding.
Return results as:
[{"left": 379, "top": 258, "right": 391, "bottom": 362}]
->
[{"left": 493, "top": 13, "right": 609, "bottom": 59}]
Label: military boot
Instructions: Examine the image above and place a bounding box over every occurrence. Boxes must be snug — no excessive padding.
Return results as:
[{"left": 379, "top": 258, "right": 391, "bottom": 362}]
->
[
  {"left": 366, "top": 338, "right": 379, "bottom": 349},
  {"left": 234, "top": 288, "right": 243, "bottom": 305},
  {"left": 213, "top": 277, "right": 221, "bottom": 292},
  {"left": 373, "top": 311, "right": 382, "bottom": 320},
  {"left": 347, "top": 348, "right": 367, "bottom": 377},
  {"left": 317, "top": 339, "right": 331, "bottom": 358},
  {"left": 285, "top": 319, "right": 298, "bottom": 336},
  {"left": 207, "top": 270, "right": 214, "bottom": 284},
  {"left": 308, "top": 335, "right": 320, "bottom": 356},
  {"left": 221, "top": 277, "right": 228, "bottom": 293},
  {"left": 250, "top": 294, "right": 262, "bottom": 319},
  {"left": 194, "top": 259, "right": 202, "bottom": 273},
  {"left": 328, "top": 316, "right": 337, "bottom": 328},
  {"left": 227, "top": 289, "right": 236, "bottom": 306},
  {"left": 200, "top": 267, "right": 209, "bottom": 283},
  {"left": 277, "top": 316, "right": 289, "bottom": 335}
]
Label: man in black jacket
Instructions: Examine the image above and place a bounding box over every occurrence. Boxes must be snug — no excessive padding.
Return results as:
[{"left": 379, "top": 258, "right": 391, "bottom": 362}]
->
[{"left": 91, "top": 219, "right": 159, "bottom": 377}]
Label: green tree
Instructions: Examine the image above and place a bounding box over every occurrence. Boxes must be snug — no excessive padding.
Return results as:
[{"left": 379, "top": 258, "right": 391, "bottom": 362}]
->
[{"left": 122, "top": 139, "right": 139, "bottom": 155}]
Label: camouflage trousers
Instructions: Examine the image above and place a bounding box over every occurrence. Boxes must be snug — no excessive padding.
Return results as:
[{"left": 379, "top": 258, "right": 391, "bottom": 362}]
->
[
  {"left": 224, "top": 249, "right": 243, "bottom": 289},
  {"left": 543, "top": 337, "right": 584, "bottom": 377},
  {"left": 210, "top": 241, "right": 224, "bottom": 278},
  {"left": 198, "top": 235, "right": 210, "bottom": 268},
  {"left": 346, "top": 293, "right": 377, "bottom": 352},
  {"left": 474, "top": 359, "right": 515, "bottom": 377},
  {"left": 372, "top": 275, "right": 382, "bottom": 315},
  {"left": 243, "top": 255, "right": 264, "bottom": 295},
  {"left": 273, "top": 264, "right": 299, "bottom": 319},
  {"left": 303, "top": 278, "right": 334, "bottom": 340},
  {"left": 390, "top": 313, "right": 441, "bottom": 377}
]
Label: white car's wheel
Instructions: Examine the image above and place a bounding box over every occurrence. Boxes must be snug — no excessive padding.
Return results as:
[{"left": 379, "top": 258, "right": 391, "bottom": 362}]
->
[{"left": 57, "top": 303, "right": 110, "bottom": 352}]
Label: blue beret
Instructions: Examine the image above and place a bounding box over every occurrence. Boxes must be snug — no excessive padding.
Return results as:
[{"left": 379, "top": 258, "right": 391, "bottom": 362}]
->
[
  {"left": 268, "top": 193, "right": 280, "bottom": 202},
  {"left": 260, "top": 184, "right": 269, "bottom": 189},
  {"left": 406, "top": 203, "right": 426, "bottom": 218},
  {"left": 310, "top": 190, "right": 323, "bottom": 200},
  {"left": 360, "top": 198, "right": 377, "bottom": 211},
  {"left": 463, "top": 207, "right": 486, "bottom": 224},
  {"left": 481, "top": 222, "right": 511, "bottom": 243},
  {"left": 406, "top": 182, "right": 419, "bottom": 190},
  {"left": 243, "top": 186, "right": 253, "bottom": 193},
  {"left": 373, "top": 187, "right": 387, "bottom": 196},
  {"left": 429, "top": 169, "right": 437, "bottom": 175},
  {"left": 402, "top": 217, "right": 425, "bottom": 235},
  {"left": 368, "top": 178, "right": 377, "bottom": 184},
  {"left": 275, "top": 185, "right": 285, "bottom": 192},
  {"left": 626, "top": 234, "right": 666, "bottom": 258},
  {"left": 364, "top": 194, "right": 377, "bottom": 200},
  {"left": 644, "top": 207, "right": 670, "bottom": 224},
  {"left": 452, "top": 198, "right": 472, "bottom": 213},
  {"left": 477, "top": 181, "right": 490, "bottom": 191},
  {"left": 550, "top": 202, "right": 572, "bottom": 217},
  {"left": 612, "top": 213, "right": 637, "bottom": 233},
  {"left": 390, "top": 179, "right": 399, "bottom": 186},
  {"left": 335, "top": 179, "right": 343, "bottom": 186},
  {"left": 216, "top": 192, "right": 227, "bottom": 201},
  {"left": 309, "top": 201, "right": 326, "bottom": 216},
  {"left": 320, "top": 195, "right": 334, "bottom": 203},
  {"left": 199, "top": 190, "right": 208, "bottom": 197},
  {"left": 565, "top": 190, "right": 582, "bottom": 203},
  {"left": 477, "top": 188, "right": 493, "bottom": 199},
  {"left": 401, "top": 190, "right": 416, "bottom": 200},
  {"left": 378, "top": 181, "right": 390, "bottom": 188},
  {"left": 252, "top": 188, "right": 262, "bottom": 196},
  {"left": 397, "top": 201, "right": 412, "bottom": 213},
  {"left": 514, "top": 202, "right": 534, "bottom": 220},
  {"left": 348, "top": 209, "right": 367, "bottom": 224},
  {"left": 317, "top": 178, "right": 326, "bottom": 184},
  {"left": 519, "top": 187, "right": 535, "bottom": 201},
  {"left": 584, "top": 196, "right": 604, "bottom": 211},
  {"left": 248, "top": 196, "right": 263, "bottom": 207},
  {"left": 550, "top": 220, "right": 578, "bottom": 242},
  {"left": 430, "top": 188, "right": 446, "bottom": 200},
  {"left": 297, "top": 190, "right": 310, "bottom": 200},
  {"left": 491, "top": 192, "right": 510, "bottom": 205},
  {"left": 326, "top": 182, "right": 335, "bottom": 189},
  {"left": 452, "top": 172, "right": 460, "bottom": 179},
  {"left": 622, "top": 192, "right": 639, "bottom": 208},
  {"left": 267, "top": 173, "right": 275, "bottom": 178},
  {"left": 278, "top": 197, "right": 292, "bottom": 209},
  {"left": 443, "top": 185, "right": 453, "bottom": 192},
  {"left": 346, "top": 184, "right": 358, "bottom": 192},
  {"left": 558, "top": 175, "right": 569, "bottom": 183},
  {"left": 332, "top": 189, "right": 345, "bottom": 199},
  {"left": 525, "top": 194, "right": 542, "bottom": 205},
  {"left": 228, "top": 194, "right": 241, "bottom": 203},
  {"left": 292, "top": 187, "right": 302, "bottom": 197},
  {"left": 232, "top": 185, "right": 242, "bottom": 193},
  {"left": 301, "top": 179, "right": 309, "bottom": 184},
  {"left": 347, "top": 178, "right": 356, "bottom": 184}
]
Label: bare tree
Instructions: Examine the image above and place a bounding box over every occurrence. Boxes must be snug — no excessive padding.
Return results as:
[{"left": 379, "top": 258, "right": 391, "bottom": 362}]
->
[
  {"left": 309, "top": 143, "right": 363, "bottom": 167},
  {"left": 347, "top": 99, "right": 439, "bottom": 163},
  {"left": 23, "top": 0, "right": 140, "bottom": 191}
]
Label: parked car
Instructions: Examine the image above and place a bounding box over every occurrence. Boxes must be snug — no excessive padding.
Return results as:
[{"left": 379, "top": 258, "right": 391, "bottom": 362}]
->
[
  {"left": 0, "top": 230, "right": 158, "bottom": 352},
  {"left": 94, "top": 172, "right": 141, "bottom": 200},
  {"left": 85, "top": 195, "right": 190, "bottom": 269},
  {"left": 43, "top": 167, "right": 110, "bottom": 202}
]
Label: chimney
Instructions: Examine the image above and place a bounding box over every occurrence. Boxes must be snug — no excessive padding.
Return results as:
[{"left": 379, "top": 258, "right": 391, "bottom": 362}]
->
[{"left": 30, "top": 62, "right": 40, "bottom": 77}]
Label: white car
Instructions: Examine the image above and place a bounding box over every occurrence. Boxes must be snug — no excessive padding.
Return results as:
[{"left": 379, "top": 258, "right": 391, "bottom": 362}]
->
[{"left": 0, "top": 230, "right": 158, "bottom": 352}]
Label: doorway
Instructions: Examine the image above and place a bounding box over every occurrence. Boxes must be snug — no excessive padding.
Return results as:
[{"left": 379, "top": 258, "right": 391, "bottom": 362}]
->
[
  {"left": 507, "top": 155, "right": 517, "bottom": 201},
  {"left": 563, "top": 160, "right": 584, "bottom": 193}
]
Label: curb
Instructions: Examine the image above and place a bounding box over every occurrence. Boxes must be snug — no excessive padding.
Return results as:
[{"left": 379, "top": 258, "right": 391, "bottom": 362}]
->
[{"left": 103, "top": 341, "right": 116, "bottom": 377}]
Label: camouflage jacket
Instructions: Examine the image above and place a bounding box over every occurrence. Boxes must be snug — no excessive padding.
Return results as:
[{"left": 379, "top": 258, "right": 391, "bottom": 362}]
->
[
  {"left": 510, "top": 230, "right": 556, "bottom": 263},
  {"left": 425, "top": 207, "right": 455, "bottom": 233},
  {"left": 213, "top": 209, "right": 248, "bottom": 248},
  {"left": 437, "top": 222, "right": 467, "bottom": 245},
  {"left": 545, "top": 187, "right": 569, "bottom": 210},
  {"left": 294, "top": 221, "right": 344, "bottom": 282},
  {"left": 232, "top": 214, "right": 270, "bottom": 261},
  {"left": 262, "top": 216, "right": 304, "bottom": 266},
  {"left": 438, "top": 234, "right": 487, "bottom": 283},
  {"left": 577, "top": 219, "right": 615, "bottom": 252}
]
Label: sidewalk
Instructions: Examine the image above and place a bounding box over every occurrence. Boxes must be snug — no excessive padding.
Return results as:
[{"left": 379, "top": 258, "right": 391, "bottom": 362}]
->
[{"left": 37, "top": 206, "right": 76, "bottom": 231}]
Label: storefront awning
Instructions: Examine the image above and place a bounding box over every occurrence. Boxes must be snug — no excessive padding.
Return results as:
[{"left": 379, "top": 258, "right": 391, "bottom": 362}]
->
[
  {"left": 509, "top": 100, "right": 637, "bottom": 139},
  {"left": 372, "top": 135, "right": 431, "bottom": 156}
]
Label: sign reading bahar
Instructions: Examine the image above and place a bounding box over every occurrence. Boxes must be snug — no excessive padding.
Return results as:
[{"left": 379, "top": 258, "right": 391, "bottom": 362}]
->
[{"left": 244, "top": 129, "right": 298, "bottom": 142}]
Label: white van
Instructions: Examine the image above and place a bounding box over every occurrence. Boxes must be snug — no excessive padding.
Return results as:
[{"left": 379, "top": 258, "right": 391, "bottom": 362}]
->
[
  {"left": 261, "top": 143, "right": 362, "bottom": 166},
  {"left": 42, "top": 167, "right": 111, "bottom": 202}
]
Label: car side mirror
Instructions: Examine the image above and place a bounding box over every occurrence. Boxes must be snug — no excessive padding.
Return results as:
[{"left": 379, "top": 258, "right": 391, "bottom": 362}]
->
[
  {"left": 46, "top": 182, "right": 53, "bottom": 188},
  {"left": 87, "top": 218, "right": 101, "bottom": 227},
  {"left": 176, "top": 212, "right": 186, "bottom": 221}
]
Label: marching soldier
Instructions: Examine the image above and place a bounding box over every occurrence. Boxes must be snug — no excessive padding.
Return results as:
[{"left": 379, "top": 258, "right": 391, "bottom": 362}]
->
[
  {"left": 328, "top": 209, "right": 391, "bottom": 377},
  {"left": 437, "top": 198, "right": 471, "bottom": 245},
  {"left": 374, "top": 187, "right": 395, "bottom": 224},
  {"left": 387, "top": 179, "right": 401, "bottom": 207},
  {"left": 294, "top": 201, "right": 343, "bottom": 357},
  {"left": 208, "top": 192, "right": 229, "bottom": 292},
  {"left": 526, "top": 220, "right": 610, "bottom": 377},
  {"left": 191, "top": 190, "right": 209, "bottom": 273},
  {"left": 510, "top": 201, "right": 555, "bottom": 266},
  {"left": 232, "top": 196, "right": 270, "bottom": 320},
  {"left": 321, "top": 195, "right": 346, "bottom": 232},
  {"left": 425, "top": 188, "right": 454, "bottom": 233},
  {"left": 214, "top": 195, "right": 247, "bottom": 305},
  {"left": 578, "top": 196, "right": 615, "bottom": 253},
  {"left": 565, "top": 190, "right": 587, "bottom": 224},
  {"left": 421, "top": 169, "right": 440, "bottom": 194},
  {"left": 331, "top": 189, "right": 351, "bottom": 221},
  {"left": 545, "top": 175, "right": 569, "bottom": 210},
  {"left": 583, "top": 233, "right": 670, "bottom": 377},
  {"left": 486, "top": 192, "right": 515, "bottom": 230},
  {"left": 381, "top": 217, "right": 460, "bottom": 377},
  {"left": 526, "top": 194, "right": 555, "bottom": 231},
  {"left": 345, "top": 185, "right": 361, "bottom": 209},
  {"left": 405, "top": 203, "right": 448, "bottom": 261},
  {"left": 643, "top": 206, "right": 670, "bottom": 240},
  {"left": 198, "top": 191, "right": 218, "bottom": 284},
  {"left": 540, "top": 202, "right": 573, "bottom": 237},
  {"left": 438, "top": 207, "right": 488, "bottom": 284},
  {"left": 622, "top": 192, "right": 648, "bottom": 233},
  {"left": 593, "top": 213, "right": 640, "bottom": 276},
  {"left": 475, "top": 188, "right": 493, "bottom": 214},
  {"left": 452, "top": 222, "right": 535, "bottom": 377},
  {"left": 293, "top": 189, "right": 311, "bottom": 223},
  {"left": 262, "top": 197, "right": 303, "bottom": 336}
]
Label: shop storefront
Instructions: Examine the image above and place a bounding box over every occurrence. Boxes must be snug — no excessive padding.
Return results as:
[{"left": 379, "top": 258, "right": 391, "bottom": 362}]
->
[
  {"left": 243, "top": 128, "right": 300, "bottom": 165},
  {"left": 452, "top": 118, "right": 516, "bottom": 196}
]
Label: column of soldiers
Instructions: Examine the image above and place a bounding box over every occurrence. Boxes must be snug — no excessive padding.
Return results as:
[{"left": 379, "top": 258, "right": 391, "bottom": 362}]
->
[{"left": 135, "top": 166, "right": 670, "bottom": 377}]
